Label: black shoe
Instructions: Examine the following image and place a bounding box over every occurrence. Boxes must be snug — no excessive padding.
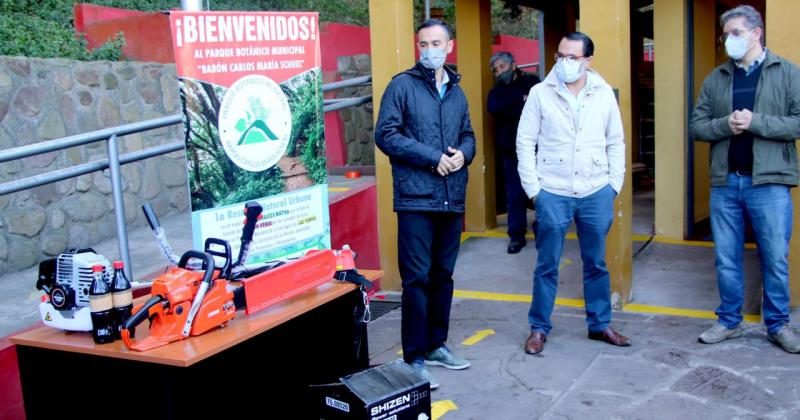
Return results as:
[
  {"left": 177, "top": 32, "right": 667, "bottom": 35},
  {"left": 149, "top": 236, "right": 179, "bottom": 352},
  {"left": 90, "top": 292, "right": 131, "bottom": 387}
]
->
[{"left": 507, "top": 238, "right": 526, "bottom": 254}]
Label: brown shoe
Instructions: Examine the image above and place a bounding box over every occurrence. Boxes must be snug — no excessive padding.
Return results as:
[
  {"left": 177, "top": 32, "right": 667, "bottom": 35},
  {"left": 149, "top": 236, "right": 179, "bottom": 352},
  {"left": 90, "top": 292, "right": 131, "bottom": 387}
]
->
[
  {"left": 588, "top": 327, "right": 631, "bottom": 347},
  {"left": 524, "top": 331, "right": 547, "bottom": 354}
]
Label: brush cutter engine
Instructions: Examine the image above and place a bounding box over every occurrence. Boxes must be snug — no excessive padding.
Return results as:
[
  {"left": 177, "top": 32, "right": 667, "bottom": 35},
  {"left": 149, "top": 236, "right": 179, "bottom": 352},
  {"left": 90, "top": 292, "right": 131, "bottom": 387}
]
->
[{"left": 36, "top": 248, "right": 111, "bottom": 331}]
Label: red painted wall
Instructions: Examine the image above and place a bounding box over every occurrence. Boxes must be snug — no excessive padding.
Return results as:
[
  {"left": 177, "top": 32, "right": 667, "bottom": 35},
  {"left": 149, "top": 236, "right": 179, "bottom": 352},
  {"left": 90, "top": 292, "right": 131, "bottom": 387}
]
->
[
  {"left": 319, "top": 23, "right": 372, "bottom": 168},
  {"left": 319, "top": 23, "right": 371, "bottom": 73},
  {"left": 493, "top": 34, "right": 541, "bottom": 73},
  {"left": 75, "top": 4, "right": 174, "bottom": 63},
  {"left": 74, "top": 3, "right": 148, "bottom": 28},
  {"left": 0, "top": 337, "right": 26, "bottom": 419},
  {"left": 329, "top": 183, "right": 380, "bottom": 272}
]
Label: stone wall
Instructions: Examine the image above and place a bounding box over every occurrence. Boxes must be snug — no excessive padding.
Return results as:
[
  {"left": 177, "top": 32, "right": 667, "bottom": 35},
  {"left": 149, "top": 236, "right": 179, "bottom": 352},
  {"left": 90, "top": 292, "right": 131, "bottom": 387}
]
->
[
  {"left": 0, "top": 56, "right": 187, "bottom": 273},
  {"left": 336, "top": 54, "right": 375, "bottom": 166}
]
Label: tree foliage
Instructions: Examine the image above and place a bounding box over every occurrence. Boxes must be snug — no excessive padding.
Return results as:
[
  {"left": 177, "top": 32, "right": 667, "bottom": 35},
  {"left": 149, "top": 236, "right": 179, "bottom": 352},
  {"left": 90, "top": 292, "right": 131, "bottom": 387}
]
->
[
  {"left": 181, "top": 78, "right": 286, "bottom": 211},
  {"left": 413, "top": 0, "right": 538, "bottom": 39},
  {"left": 0, "top": 0, "right": 538, "bottom": 61},
  {"left": 282, "top": 69, "right": 327, "bottom": 185},
  {"left": 181, "top": 70, "right": 326, "bottom": 211}
]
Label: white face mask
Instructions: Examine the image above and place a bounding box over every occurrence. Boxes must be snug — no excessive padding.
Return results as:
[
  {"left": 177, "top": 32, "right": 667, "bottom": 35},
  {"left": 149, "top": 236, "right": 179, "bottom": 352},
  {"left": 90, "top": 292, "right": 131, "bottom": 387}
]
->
[
  {"left": 555, "top": 59, "right": 584, "bottom": 84},
  {"left": 420, "top": 47, "right": 447, "bottom": 70},
  {"left": 725, "top": 31, "right": 755, "bottom": 60}
]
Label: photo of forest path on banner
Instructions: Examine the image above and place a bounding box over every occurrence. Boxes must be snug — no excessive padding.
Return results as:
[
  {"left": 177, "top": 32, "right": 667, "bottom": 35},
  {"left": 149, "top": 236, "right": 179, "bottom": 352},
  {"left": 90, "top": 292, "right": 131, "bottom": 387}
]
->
[{"left": 170, "top": 11, "right": 329, "bottom": 264}]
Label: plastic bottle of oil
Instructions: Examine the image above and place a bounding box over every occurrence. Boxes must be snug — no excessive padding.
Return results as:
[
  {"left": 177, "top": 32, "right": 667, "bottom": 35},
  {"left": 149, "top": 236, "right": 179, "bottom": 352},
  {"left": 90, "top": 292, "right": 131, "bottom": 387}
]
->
[
  {"left": 89, "top": 264, "right": 114, "bottom": 344},
  {"left": 110, "top": 261, "right": 134, "bottom": 339}
]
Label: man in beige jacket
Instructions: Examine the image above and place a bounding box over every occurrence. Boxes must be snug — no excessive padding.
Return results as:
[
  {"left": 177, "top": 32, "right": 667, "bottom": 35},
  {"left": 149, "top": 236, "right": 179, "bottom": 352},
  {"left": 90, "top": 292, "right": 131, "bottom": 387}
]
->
[{"left": 516, "top": 32, "right": 628, "bottom": 355}]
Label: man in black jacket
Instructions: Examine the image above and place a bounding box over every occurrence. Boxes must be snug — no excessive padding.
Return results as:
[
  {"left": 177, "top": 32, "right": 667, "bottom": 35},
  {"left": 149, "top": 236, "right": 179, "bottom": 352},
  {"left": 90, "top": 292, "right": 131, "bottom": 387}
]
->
[
  {"left": 487, "top": 52, "right": 540, "bottom": 253},
  {"left": 375, "top": 19, "right": 476, "bottom": 390}
]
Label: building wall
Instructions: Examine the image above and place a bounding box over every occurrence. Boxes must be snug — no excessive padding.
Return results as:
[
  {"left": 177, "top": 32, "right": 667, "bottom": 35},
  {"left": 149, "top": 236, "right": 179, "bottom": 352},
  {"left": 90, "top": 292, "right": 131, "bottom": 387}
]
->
[
  {"left": 336, "top": 54, "right": 375, "bottom": 166},
  {"left": 0, "top": 56, "right": 186, "bottom": 274},
  {"left": 767, "top": 0, "right": 800, "bottom": 305},
  {"left": 654, "top": 0, "right": 688, "bottom": 238}
]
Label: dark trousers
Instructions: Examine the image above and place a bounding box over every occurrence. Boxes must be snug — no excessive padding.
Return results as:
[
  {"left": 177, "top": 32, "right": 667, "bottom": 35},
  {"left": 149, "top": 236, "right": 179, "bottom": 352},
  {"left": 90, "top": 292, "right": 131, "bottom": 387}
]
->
[
  {"left": 503, "top": 154, "right": 529, "bottom": 240},
  {"left": 397, "top": 211, "right": 463, "bottom": 363}
]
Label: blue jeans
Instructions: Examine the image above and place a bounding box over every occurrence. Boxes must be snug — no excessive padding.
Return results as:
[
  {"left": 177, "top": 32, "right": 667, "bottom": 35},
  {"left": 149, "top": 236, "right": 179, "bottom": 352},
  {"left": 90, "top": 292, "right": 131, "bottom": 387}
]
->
[
  {"left": 710, "top": 173, "right": 792, "bottom": 334},
  {"left": 503, "top": 154, "right": 529, "bottom": 241},
  {"left": 529, "top": 185, "right": 615, "bottom": 335}
]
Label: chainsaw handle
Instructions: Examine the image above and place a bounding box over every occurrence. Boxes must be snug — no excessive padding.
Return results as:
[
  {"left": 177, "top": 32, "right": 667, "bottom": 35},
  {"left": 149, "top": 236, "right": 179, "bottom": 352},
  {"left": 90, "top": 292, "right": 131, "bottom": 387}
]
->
[
  {"left": 204, "top": 238, "right": 232, "bottom": 280},
  {"left": 123, "top": 295, "right": 164, "bottom": 332},
  {"left": 141, "top": 203, "right": 160, "bottom": 230},
  {"left": 234, "top": 201, "right": 263, "bottom": 268},
  {"left": 178, "top": 251, "right": 216, "bottom": 286},
  {"left": 241, "top": 201, "right": 263, "bottom": 243}
]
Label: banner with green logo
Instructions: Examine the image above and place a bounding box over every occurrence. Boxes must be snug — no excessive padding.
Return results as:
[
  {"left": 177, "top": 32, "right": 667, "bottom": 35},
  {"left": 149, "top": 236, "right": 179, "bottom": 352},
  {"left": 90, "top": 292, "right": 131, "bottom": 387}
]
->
[{"left": 169, "top": 11, "right": 329, "bottom": 263}]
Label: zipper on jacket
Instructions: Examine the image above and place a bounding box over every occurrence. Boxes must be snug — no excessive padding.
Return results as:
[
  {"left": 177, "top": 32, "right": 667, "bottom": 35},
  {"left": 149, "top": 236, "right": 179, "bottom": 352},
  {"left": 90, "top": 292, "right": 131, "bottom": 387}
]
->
[
  {"left": 428, "top": 71, "right": 453, "bottom": 209},
  {"left": 440, "top": 87, "right": 451, "bottom": 209}
]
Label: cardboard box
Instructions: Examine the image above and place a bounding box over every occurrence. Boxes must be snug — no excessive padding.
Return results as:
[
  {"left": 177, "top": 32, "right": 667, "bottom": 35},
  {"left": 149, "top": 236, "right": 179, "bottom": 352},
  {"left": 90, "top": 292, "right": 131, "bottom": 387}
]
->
[{"left": 315, "top": 360, "right": 431, "bottom": 420}]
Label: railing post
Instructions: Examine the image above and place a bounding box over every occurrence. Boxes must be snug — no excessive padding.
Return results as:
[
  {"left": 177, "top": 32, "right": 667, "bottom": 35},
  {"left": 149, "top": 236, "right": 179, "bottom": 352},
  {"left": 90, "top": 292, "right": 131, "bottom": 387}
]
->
[{"left": 107, "top": 134, "right": 132, "bottom": 280}]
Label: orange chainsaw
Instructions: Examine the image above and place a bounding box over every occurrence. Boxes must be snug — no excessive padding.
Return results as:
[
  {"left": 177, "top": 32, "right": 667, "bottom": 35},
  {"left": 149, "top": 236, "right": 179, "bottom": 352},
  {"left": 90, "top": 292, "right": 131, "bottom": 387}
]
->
[{"left": 121, "top": 250, "right": 236, "bottom": 351}]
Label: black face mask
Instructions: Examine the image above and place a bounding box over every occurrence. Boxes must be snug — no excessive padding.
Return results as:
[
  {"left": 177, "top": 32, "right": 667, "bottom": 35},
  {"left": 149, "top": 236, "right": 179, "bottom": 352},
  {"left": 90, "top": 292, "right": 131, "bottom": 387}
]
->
[{"left": 496, "top": 69, "right": 514, "bottom": 85}]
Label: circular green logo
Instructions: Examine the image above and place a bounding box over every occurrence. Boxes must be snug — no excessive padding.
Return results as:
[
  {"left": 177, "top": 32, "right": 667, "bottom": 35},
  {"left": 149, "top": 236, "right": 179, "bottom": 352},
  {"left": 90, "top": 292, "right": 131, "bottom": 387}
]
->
[{"left": 218, "top": 75, "right": 292, "bottom": 172}]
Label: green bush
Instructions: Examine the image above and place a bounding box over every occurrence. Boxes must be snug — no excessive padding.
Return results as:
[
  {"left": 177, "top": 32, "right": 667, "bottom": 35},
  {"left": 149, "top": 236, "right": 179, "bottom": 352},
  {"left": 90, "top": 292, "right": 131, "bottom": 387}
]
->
[{"left": 0, "top": 1, "right": 128, "bottom": 60}]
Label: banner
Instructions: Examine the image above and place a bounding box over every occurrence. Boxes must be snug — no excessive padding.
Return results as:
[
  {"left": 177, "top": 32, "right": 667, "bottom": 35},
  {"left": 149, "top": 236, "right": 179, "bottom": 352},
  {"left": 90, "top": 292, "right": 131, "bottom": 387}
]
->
[{"left": 170, "top": 11, "right": 329, "bottom": 264}]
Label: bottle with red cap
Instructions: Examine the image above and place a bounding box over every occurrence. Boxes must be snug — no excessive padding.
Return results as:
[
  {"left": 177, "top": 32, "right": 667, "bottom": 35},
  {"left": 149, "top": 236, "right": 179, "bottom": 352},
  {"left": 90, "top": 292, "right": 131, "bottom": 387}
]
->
[
  {"left": 88, "top": 264, "right": 114, "bottom": 344},
  {"left": 110, "top": 261, "right": 133, "bottom": 339}
]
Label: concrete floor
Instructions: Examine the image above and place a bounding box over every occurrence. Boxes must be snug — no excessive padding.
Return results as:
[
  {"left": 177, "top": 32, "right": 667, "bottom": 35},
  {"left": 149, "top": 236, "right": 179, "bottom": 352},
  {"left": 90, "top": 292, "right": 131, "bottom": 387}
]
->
[
  {"left": 368, "top": 299, "right": 800, "bottom": 420},
  {"left": 3, "top": 187, "right": 800, "bottom": 419}
]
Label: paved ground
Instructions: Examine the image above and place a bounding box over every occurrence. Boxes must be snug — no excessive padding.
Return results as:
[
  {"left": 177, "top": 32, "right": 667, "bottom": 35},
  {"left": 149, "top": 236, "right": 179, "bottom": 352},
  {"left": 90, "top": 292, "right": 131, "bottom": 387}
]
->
[{"left": 369, "top": 297, "right": 800, "bottom": 420}]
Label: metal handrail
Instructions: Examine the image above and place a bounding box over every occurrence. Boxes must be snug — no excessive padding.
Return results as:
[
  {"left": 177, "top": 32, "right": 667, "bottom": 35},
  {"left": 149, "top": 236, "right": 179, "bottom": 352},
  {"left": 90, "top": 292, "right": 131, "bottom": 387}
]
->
[
  {"left": 324, "top": 96, "right": 373, "bottom": 111},
  {"left": 0, "top": 74, "right": 374, "bottom": 279},
  {"left": 0, "top": 142, "right": 184, "bottom": 196},
  {"left": 322, "top": 75, "right": 371, "bottom": 92},
  {"left": 518, "top": 62, "right": 540, "bottom": 70},
  {"left": 0, "top": 115, "right": 182, "bottom": 164}
]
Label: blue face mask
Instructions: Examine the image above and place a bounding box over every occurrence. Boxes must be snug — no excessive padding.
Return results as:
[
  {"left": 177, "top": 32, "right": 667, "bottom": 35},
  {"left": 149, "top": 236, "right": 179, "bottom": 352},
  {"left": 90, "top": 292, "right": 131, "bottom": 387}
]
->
[{"left": 420, "top": 47, "right": 447, "bottom": 70}]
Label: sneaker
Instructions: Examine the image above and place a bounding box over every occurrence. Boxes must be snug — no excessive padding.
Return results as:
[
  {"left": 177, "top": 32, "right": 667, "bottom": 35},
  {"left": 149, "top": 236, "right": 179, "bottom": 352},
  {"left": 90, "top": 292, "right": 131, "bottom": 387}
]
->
[
  {"left": 698, "top": 323, "right": 743, "bottom": 344},
  {"left": 767, "top": 324, "right": 800, "bottom": 353},
  {"left": 409, "top": 358, "right": 439, "bottom": 390},
  {"left": 425, "top": 346, "right": 471, "bottom": 370},
  {"left": 507, "top": 238, "right": 526, "bottom": 254}
]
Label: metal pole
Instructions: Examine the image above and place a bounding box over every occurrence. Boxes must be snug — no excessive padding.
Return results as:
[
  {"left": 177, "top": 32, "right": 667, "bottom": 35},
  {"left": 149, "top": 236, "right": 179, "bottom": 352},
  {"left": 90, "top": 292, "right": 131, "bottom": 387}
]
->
[
  {"left": 425, "top": 0, "right": 431, "bottom": 20},
  {"left": 686, "top": 0, "right": 695, "bottom": 238},
  {"left": 181, "top": 0, "right": 203, "bottom": 11},
  {"left": 107, "top": 134, "right": 132, "bottom": 280},
  {"left": 537, "top": 10, "right": 545, "bottom": 81}
]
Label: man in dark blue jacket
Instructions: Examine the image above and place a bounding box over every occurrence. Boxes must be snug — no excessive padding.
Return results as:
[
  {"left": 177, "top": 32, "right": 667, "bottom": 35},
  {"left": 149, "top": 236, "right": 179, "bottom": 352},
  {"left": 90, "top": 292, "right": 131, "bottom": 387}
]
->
[
  {"left": 487, "top": 51, "right": 540, "bottom": 254},
  {"left": 375, "top": 19, "right": 476, "bottom": 390}
]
